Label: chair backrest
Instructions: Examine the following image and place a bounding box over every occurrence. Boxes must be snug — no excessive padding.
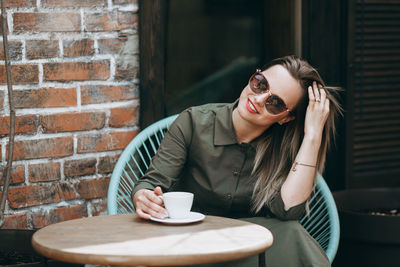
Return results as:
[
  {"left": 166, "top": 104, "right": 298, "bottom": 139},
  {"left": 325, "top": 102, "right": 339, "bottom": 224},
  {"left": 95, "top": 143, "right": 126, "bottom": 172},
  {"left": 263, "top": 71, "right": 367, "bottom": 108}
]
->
[
  {"left": 300, "top": 173, "right": 340, "bottom": 263},
  {"left": 107, "top": 114, "right": 340, "bottom": 263}
]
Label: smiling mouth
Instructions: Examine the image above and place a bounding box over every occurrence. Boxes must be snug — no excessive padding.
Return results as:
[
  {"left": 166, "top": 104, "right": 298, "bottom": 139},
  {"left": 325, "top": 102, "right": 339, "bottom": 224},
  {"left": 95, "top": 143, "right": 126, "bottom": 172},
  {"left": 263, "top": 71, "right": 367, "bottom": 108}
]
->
[{"left": 247, "top": 99, "right": 258, "bottom": 114}]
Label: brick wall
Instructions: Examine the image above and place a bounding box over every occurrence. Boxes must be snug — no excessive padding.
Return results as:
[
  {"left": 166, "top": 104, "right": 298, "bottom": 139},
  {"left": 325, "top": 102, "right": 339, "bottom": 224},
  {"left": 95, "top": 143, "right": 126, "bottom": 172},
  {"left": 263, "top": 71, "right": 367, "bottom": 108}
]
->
[{"left": 0, "top": 0, "right": 139, "bottom": 229}]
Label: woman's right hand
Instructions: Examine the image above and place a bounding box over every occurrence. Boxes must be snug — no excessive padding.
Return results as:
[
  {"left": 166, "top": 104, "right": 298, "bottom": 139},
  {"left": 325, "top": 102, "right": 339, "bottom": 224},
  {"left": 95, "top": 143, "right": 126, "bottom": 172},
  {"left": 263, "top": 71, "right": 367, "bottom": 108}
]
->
[
  {"left": 303, "top": 81, "right": 330, "bottom": 142},
  {"left": 133, "top": 186, "right": 168, "bottom": 220}
]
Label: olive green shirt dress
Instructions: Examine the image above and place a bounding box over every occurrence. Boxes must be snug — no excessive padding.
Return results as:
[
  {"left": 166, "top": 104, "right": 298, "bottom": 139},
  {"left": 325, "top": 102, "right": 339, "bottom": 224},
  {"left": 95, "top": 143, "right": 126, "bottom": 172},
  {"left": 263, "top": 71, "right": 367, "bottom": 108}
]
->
[
  {"left": 132, "top": 101, "right": 306, "bottom": 220},
  {"left": 132, "top": 101, "right": 330, "bottom": 267}
]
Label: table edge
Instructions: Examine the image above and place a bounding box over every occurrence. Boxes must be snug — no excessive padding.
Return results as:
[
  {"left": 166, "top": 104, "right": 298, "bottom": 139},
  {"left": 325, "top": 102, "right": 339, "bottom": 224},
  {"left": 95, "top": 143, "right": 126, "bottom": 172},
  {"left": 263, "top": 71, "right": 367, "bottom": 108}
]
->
[
  {"left": 32, "top": 235, "right": 272, "bottom": 266},
  {"left": 31, "top": 214, "right": 274, "bottom": 266}
]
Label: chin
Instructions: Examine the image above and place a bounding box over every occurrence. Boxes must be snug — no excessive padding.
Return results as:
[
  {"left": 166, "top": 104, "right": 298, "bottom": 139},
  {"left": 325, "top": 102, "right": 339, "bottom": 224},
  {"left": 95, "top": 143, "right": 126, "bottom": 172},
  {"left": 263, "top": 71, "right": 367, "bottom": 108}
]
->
[{"left": 237, "top": 100, "right": 258, "bottom": 125}]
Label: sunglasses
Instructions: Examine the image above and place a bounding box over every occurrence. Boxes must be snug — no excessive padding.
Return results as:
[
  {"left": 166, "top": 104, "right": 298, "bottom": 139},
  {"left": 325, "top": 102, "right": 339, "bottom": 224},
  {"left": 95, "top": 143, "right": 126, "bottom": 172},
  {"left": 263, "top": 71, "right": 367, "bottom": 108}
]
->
[{"left": 248, "top": 69, "right": 291, "bottom": 115}]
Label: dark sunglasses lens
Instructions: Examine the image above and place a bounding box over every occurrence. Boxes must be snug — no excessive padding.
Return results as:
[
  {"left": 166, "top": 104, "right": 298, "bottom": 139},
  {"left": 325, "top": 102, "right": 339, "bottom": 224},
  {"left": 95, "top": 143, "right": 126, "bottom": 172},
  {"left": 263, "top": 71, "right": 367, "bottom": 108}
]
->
[
  {"left": 250, "top": 73, "right": 268, "bottom": 93},
  {"left": 265, "top": 96, "right": 287, "bottom": 114}
]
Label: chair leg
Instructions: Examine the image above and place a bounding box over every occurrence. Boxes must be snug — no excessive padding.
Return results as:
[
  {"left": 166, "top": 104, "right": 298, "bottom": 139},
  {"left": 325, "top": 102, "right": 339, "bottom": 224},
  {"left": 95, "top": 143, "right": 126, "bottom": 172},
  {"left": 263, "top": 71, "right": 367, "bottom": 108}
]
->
[{"left": 258, "top": 252, "right": 266, "bottom": 267}]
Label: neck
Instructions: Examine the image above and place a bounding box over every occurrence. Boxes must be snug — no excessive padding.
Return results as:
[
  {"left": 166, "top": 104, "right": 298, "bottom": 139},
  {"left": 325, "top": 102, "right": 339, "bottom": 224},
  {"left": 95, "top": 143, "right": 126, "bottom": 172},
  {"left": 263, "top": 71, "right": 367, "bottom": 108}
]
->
[{"left": 232, "top": 108, "right": 272, "bottom": 144}]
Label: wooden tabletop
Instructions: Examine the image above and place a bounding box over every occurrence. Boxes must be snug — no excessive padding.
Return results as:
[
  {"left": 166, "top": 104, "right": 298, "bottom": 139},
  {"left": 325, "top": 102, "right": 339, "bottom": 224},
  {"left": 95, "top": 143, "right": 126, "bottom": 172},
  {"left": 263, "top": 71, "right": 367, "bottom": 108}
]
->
[{"left": 32, "top": 214, "right": 273, "bottom": 266}]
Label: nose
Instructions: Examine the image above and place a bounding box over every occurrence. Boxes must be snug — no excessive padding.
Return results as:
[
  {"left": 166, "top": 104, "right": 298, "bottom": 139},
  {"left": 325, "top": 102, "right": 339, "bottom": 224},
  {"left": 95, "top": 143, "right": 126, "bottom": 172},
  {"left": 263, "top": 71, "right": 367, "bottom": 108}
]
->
[{"left": 253, "top": 90, "right": 271, "bottom": 105}]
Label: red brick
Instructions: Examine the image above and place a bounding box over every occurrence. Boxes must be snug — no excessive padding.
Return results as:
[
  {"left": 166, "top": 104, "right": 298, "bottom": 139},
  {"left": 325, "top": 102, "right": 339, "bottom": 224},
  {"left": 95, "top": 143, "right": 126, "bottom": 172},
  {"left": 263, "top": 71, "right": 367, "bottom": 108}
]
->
[
  {"left": 13, "top": 12, "right": 81, "bottom": 33},
  {"left": 6, "top": 0, "right": 36, "bottom": 8},
  {"left": 64, "top": 158, "right": 97, "bottom": 178},
  {"left": 43, "top": 61, "right": 110, "bottom": 82},
  {"left": 28, "top": 162, "right": 60, "bottom": 183},
  {"left": 0, "top": 115, "right": 37, "bottom": 136},
  {"left": 0, "top": 213, "right": 29, "bottom": 229},
  {"left": 0, "top": 65, "right": 39, "bottom": 85},
  {"left": 0, "top": 164, "right": 25, "bottom": 185},
  {"left": 32, "top": 205, "right": 87, "bottom": 229},
  {"left": 0, "top": 41, "right": 23, "bottom": 61},
  {"left": 85, "top": 11, "right": 137, "bottom": 32},
  {"left": 8, "top": 183, "right": 77, "bottom": 209},
  {"left": 77, "top": 130, "right": 138, "bottom": 153},
  {"left": 63, "top": 39, "right": 94, "bottom": 57},
  {"left": 42, "top": 0, "right": 106, "bottom": 8},
  {"left": 98, "top": 154, "right": 120, "bottom": 174},
  {"left": 11, "top": 137, "right": 73, "bottom": 161},
  {"left": 98, "top": 38, "right": 125, "bottom": 54},
  {"left": 91, "top": 199, "right": 107, "bottom": 216},
  {"left": 0, "top": 90, "right": 3, "bottom": 109},
  {"left": 40, "top": 112, "right": 105, "bottom": 133},
  {"left": 26, "top": 40, "right": 59, "bottom": 59},
  {"left": 109, "top": 106, "right": 138, "bottom": 127},
  {"left": 81, "top": 85, "right": 137, "bottom": 104},
  {"left": 77, "top": 177, "right": 110, "bottom": 199},
  {"left": 13, "top": 88, "right": 77, "bottom": 109},
  {"left": 114, "top": 59, "right": 138, "bottom": 81}
]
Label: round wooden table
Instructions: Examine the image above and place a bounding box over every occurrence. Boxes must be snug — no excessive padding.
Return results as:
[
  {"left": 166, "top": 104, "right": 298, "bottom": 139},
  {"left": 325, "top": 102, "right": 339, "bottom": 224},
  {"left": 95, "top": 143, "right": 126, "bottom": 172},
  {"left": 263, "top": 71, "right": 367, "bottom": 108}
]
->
[{"left": 32, "top": 214, "right": 273, "bottom": 266}]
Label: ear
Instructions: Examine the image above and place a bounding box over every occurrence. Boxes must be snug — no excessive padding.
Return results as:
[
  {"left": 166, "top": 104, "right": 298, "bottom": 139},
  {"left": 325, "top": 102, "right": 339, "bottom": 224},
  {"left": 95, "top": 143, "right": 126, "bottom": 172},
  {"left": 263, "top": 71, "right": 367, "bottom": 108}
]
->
[{"left": 278, "top": 115, "right": 295, "bottom": 125}]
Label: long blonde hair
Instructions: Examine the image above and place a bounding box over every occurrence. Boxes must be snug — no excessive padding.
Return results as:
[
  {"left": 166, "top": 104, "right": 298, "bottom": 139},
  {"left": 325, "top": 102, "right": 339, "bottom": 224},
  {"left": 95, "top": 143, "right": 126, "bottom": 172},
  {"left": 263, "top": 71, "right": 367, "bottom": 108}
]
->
[{"left": 252, "top": 55, "right": 343, "bottom": 213}]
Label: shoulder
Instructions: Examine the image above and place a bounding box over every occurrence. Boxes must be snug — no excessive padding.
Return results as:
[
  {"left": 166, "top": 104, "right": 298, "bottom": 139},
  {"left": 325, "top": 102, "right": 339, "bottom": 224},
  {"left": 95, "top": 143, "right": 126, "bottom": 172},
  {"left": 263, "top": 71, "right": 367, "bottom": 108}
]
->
[
  {"left": 170, "top": 103, "right": 231, "bottom": 137},
  {"left": 166, "top": 103, "right": 230, "bottom": 145},
  {"left": 184, "top": 102, "right": 230, "bottom": 123}
]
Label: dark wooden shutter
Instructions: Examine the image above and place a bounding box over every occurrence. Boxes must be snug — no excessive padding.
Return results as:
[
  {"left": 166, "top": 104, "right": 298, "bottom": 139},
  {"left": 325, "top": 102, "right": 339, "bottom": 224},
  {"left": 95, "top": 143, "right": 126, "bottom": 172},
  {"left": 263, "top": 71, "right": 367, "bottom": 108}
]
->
[{"left": 347, "top": 0, "right": 400, "bottom": 188}]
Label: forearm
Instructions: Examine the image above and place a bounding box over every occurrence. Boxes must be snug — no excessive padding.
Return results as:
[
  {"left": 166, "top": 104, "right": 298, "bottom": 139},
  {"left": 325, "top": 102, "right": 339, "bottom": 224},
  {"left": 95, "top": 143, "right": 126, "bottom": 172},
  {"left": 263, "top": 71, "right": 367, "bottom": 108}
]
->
[
  {"left": 280, "top": 82, "right": 330, "bottom": 211},
  {"left": 280, "top": 135, "right": 321, "bottom": 210}
]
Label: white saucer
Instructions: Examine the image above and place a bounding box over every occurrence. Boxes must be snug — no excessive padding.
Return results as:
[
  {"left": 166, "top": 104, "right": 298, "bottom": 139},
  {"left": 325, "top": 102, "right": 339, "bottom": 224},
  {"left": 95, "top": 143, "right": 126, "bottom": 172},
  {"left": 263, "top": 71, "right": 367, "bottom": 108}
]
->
[{"left": 150, "top": 212, "right": 205, "bottom": 225}]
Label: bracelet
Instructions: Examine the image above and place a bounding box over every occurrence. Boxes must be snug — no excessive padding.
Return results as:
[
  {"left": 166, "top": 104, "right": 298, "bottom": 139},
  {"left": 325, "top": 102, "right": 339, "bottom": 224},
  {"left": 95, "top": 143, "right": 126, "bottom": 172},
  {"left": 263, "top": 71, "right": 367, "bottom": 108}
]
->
[{"left": 292, "top": 161, "right": 316, "bottom": 172}]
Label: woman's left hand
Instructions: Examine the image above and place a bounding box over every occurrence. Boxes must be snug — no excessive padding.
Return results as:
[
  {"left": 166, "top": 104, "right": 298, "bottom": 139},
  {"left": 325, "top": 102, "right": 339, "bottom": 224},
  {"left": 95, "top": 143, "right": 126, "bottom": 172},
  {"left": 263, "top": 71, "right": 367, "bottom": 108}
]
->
[{"left": 304, "top": 81, "right": 330, "bottom": 141}]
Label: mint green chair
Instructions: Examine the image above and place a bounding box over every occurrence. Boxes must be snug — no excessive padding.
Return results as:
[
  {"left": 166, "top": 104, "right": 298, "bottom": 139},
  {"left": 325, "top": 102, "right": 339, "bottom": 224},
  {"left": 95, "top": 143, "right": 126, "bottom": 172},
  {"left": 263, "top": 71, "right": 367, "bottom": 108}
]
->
[{"left": 107, "top": 114, "right": 340, "bottom": 263}]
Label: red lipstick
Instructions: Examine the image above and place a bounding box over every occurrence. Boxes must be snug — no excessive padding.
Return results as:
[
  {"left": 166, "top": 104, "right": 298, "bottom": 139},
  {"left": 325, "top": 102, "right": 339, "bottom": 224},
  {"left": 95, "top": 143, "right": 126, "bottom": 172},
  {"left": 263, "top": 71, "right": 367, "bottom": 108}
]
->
[{"left": 246, "top": 99, "right": 258, "bottom": 114}]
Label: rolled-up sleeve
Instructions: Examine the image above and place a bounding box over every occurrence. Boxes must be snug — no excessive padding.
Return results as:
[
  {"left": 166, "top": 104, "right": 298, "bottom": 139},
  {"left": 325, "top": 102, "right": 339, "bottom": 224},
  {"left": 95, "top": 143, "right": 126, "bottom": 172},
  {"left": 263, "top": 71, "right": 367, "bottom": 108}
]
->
[
  {"left": 131, "top": 110, "right": 193, "bottom": 199},
  {"left": 268, "top": 189, "right": 306, "bottom": 221}
]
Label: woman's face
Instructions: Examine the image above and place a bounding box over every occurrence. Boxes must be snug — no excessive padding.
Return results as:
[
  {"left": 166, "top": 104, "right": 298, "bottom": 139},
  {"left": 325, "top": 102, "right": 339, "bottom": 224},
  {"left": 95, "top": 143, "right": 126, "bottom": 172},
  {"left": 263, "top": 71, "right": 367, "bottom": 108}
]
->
[{"left": 236, "top": 64, "right": 304, "bottom": 129}]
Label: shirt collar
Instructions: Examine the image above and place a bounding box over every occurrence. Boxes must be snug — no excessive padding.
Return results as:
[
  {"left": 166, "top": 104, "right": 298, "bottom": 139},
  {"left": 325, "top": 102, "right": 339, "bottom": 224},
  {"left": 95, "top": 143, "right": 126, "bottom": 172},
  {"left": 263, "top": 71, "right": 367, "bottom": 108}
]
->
[{"left": 214, "top": 100, "right": 239, "bottom": 146}]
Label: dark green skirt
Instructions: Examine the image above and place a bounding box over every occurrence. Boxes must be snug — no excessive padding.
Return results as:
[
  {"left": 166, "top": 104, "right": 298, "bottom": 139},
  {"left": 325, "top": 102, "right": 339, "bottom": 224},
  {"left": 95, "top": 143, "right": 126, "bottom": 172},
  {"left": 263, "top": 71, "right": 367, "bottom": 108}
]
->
[{"left": 191, "top": 217, "right": 330, "bottom": 267}]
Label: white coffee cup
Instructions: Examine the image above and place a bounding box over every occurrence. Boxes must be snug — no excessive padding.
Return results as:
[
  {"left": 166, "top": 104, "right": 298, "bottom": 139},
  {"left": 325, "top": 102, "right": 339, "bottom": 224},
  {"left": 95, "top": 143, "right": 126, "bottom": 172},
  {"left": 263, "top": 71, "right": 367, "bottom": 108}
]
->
[{"left": 160, "top": 192, "right": 194, "bottom": 219}]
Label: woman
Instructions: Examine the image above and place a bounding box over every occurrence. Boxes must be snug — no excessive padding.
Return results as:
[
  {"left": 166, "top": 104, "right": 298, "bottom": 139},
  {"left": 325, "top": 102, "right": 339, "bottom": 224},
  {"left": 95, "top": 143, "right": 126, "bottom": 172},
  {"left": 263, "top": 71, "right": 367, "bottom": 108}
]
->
[{"left": 132, "top": 55, "right": 342, "bottom": 266}]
